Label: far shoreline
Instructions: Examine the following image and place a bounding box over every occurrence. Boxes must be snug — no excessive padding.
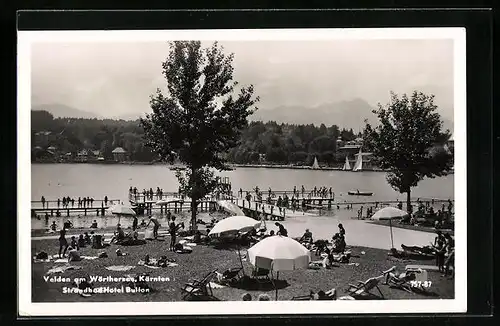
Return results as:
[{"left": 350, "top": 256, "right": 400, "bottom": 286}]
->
[{"left": 31, "top": 161, "right": 397, "bottom": 172}]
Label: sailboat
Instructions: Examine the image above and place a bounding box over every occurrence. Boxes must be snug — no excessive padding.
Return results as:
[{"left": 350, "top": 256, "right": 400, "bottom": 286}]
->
[
  {"left": 352, "top": 149, "right": 363, "bottom": 172},
  {"left": 311, "top": 156, "right": 320, "bottom": 170},
  {"left": 342, "top": 156, "right": 351, "bottom": 171}
]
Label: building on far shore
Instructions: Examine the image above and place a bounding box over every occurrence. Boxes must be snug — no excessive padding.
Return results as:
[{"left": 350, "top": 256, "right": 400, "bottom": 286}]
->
[
  {"left": 112, "top": 147, "right": 128, "bottom": 162},
  {"left": 76, "top": 149, "right": 88, "bottom": 163}
]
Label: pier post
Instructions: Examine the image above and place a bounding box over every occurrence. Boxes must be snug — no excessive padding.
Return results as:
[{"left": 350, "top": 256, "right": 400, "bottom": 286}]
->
[
  {"left": 84, "top": 208, "right": 87, "bottom": 216},
  {"left": 67, "top": 209, "right": 69, "bottom": 217},
  {"left": 160, "top": 205, "right": 163, "bottom": 214}
]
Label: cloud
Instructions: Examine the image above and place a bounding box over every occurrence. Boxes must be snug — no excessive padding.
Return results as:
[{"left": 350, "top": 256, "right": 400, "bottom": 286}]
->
[{"left": 30, "top": 39, "right": 454, "bottom": 121}]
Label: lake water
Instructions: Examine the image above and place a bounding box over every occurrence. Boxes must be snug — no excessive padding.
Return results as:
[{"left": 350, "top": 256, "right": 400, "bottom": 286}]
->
[
  {"left": 31, "top": 163, "right": 454, "bottom": 203},
  {"left": 30, "top": 164, "right": 453, "bottom": 249}
]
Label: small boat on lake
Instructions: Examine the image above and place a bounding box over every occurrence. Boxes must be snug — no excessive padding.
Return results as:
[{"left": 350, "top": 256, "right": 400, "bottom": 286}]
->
[
  {"left": 169, "top": 165, "right": 186, "bottom": 171},
  {"left": 348, "top": 190, "right": 373, "bottom": 196}
]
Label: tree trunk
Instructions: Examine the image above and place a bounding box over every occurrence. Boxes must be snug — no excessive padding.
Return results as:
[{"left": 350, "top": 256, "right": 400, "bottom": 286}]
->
[
  {"left": 190, "top": 167, "right": 198, "bottom": 232},
  {"left": 191, "top": 199, "right": 197, "bottom": 232},
  {"left": 406, "top": 190, "right": 412, "bottom": 216}
]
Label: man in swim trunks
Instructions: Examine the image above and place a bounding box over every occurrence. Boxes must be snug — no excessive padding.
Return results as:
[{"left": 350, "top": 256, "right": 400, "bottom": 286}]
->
[{"left": 147, "top": 215, "right": 161, "bottom": 239}]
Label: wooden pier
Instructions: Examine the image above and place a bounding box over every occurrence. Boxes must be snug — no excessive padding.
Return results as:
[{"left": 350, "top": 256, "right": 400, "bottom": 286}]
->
[{"left": 32, "top": 206, "right": 112, "bottom": 217}]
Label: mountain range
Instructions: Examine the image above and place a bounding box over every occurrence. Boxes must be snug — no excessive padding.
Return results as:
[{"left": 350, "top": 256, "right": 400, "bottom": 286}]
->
[{"left": 31, "top": 99, "right": 453, "bottom": 131}]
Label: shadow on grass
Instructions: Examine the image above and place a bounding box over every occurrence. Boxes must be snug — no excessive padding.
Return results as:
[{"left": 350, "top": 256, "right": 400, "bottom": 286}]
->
[
  {"left": 210, "top": 241, "right": 253, "bottom": 251},
  {"left": 184, "top": 294, "right": 221, "bottom": 301},
  {"left": 229, "top": 275, "right": 290, "bottom": 292},
  {"left": 351, "top": 292, "right": 386, "bottom": 300}
]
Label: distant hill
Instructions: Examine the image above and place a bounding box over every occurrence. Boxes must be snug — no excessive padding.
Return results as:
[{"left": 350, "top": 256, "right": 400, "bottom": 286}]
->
[
  {"left": 250, "top": 98, "right": 379, "bottom": 130},
  {"left": 31, "top": 104, "right": 101, "bottom": 119},
  {"left": 251, "top": 97, "right": 454, "bottom": 132},
  {"left": 111, "top": 112, "right": 146, "bottom": 121}
]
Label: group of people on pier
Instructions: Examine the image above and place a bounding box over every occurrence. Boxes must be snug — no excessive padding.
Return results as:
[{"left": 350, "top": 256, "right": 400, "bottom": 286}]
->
[
  {"left": 129, "top": 186, "right": 166, "bottom": 201},
  {"left": 40, "top": 195, "right": 111, "bottom": 209},
  {"left": 238, "top": 185, "right": 336, "bottom": 202}
]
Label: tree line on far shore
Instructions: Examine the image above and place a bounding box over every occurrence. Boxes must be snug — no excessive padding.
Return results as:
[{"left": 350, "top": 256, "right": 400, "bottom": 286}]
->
[{"left": 31, "top": 109, "right": 361, "bottom": 165}]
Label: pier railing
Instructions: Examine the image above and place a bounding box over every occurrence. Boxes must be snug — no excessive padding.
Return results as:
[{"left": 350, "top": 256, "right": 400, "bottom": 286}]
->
[{"left": 31, "top": 198, "right": 121, "bottom": 209}]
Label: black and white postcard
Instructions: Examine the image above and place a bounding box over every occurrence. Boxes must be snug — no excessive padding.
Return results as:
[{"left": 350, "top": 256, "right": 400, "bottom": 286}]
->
[{"left": 18, "top": 28, "right": 466, "bottom": 316}]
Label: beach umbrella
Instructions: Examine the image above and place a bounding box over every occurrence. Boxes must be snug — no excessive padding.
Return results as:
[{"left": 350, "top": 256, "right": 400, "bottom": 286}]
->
[
  {"left": 371, "top": 207, "right": 408, "bottom": 249},
  {"left": 216, "top": 200, "right": 245, "bottom": 216},
  {"left": 208, "top": 215, "right": 260, "bottom": 238},
  {"left": 209, "top": 215, "right": 261, "bottom": 271},
  {"left": 110, "top": 204, "right": 136, "bottom": 224},
  {"left": 248, "top": 235, "right": 311, "bottom": 300}
]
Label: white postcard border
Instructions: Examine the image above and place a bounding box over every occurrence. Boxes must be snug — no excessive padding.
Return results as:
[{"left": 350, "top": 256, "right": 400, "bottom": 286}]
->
[{"left": 18, "top": 27, "right": 466, "bottom": 316}]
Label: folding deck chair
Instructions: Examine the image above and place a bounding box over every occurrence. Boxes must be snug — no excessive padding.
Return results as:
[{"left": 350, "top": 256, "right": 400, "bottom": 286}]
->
[
  {"left": 388, "top": 268, "right": 429, "bottom": 294},
  {"left": 216, "top": 267, "right": 243, "bottom": 285},
  {"left": 181, "top": 269, "right": 217, "bottom": 300},
  {"left": 346, "top": 277, "right": 384, "bottom": 299},
  {"left": 252, "top": 267, "right": 271, "bottom": 283}
]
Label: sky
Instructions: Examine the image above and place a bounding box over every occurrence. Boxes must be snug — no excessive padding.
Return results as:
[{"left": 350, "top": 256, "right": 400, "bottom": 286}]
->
[{"left": 30, "top": 39, "right": 455, "bottom": 121}]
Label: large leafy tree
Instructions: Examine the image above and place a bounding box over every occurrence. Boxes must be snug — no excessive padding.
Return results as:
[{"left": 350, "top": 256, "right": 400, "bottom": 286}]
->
[
  {"left": 141, "top": 41, "right": 259, "bottom": 230},
  {"left": 363, "top": 91, "right": 453, "bottom": 214}
]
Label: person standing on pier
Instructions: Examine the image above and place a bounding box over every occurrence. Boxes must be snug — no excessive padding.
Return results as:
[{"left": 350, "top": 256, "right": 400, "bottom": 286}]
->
[
  {"left": 329, "top": 187, "right": 332, "bottom": 199},
  {"left": 293, "top": 186, "right": 297, "bottom": 197},
  {"left": 90, "top": 197, "right": 94, "bottom": 207},
  {"left": 41, "top": 196, "right": 46, "bottom": 208},
  {"left": 301, "top": 185, "right": 305, "bottom": 198},
  {"left": 104, "top": 196, "right": 108, "bottom": 206},
  {"left": 57, "top": 198, "right": 60, "bottom": 208}
]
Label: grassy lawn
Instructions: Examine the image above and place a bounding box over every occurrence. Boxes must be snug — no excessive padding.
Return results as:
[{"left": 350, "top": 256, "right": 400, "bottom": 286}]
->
[{"left": 31, "top": 235, "right": 454, "bottom": 302}]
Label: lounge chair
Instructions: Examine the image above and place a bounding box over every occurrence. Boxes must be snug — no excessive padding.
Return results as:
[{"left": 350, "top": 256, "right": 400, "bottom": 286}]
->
[
  {"left": 388, "top": 268, "right": 429, "bottom": 293},
  {"left": 346, "top": 277, "right": 384, "bottom": 299},
  {"left": 180, "top": 269, "right": 217, "bottom": 300},
  {"left": 252, "top": 267, "right": 271, "bottom": 283}
]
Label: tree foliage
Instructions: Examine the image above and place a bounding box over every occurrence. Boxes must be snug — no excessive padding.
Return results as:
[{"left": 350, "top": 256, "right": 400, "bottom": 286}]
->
[
  {"left": 363, "top": 91, "right": 453, "bottom": 213},
  {"left": 32, "top": 110, "right": 358, "bottom": 167},
  {"left": 140, "top": 41, "right": 259, "bottom": 229}
]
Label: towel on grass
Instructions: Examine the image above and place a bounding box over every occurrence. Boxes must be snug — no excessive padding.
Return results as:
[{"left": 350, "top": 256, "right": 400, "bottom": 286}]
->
[
  {"left": 54, "top": 258, "right": 69, "bottom": 263},
  {"left": 105, "top": 265, "right": 136, "bottom": 272},
  {"left": 81, "top": 256, "right": 99, "bottom": 260},
  {"left": 209, "top": 282, "right": 226, "bottom": 289},
  {"left": 33, "top": 257, "right": 51, "bottom": 263},
  {"left": 47, "top": 265, "right": 82, "bottom": 275},
  {"left": 138, "top": 260, "right": 160, "bottom": 269}
]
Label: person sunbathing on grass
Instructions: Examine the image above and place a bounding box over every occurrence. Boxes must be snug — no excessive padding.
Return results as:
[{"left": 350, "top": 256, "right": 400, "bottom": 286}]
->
[
  {"left": 109, "top": 224, "right": 126, "bottom": 244},
  {"left": 67, "top": 246, "right": 81, "bottom": 262},
  {"left": 331, "top": 233, "right": 346, "bottom": 253},
  {"left": 299, "top": 229, "right": 313, "bottom": 244},
  {"left": 382, "top": 266, "right": 416, "bottom": 285}
]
